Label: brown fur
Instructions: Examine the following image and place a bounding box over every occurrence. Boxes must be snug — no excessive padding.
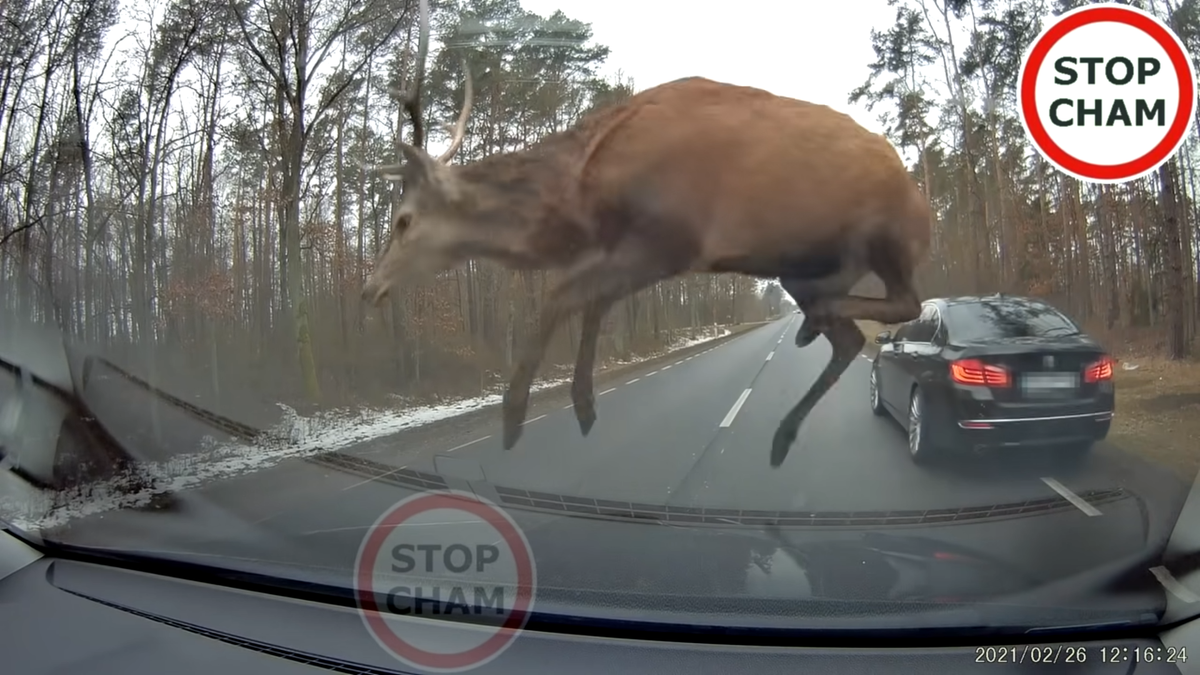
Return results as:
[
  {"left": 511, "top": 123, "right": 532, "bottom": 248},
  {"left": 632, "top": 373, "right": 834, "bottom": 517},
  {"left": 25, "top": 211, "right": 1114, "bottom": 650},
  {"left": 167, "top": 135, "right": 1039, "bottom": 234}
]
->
[{"left": 361, "top": 1, "right": 931, "bottom": 465}]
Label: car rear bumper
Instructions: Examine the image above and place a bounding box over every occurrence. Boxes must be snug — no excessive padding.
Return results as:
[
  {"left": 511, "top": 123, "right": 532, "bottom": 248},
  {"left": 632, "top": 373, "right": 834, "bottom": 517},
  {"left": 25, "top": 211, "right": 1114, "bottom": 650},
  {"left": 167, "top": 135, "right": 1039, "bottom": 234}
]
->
[{"left": 944, "top": 410, "right": 1113, "bottom": 450}]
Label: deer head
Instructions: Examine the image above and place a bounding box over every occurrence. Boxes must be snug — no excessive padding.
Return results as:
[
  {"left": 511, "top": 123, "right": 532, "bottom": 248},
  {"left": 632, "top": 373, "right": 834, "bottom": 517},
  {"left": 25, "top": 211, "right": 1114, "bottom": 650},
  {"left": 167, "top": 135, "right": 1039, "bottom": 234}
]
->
[{"left": 360, "top": 0, "right": 476, "bottom": 306}]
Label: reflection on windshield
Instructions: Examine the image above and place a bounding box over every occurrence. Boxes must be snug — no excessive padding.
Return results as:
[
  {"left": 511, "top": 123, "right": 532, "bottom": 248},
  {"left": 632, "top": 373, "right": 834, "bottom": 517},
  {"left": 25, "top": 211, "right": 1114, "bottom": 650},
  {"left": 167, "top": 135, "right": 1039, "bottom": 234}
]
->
[{"left": 0, "top": 0, "right": 1198, "bottom": 642}]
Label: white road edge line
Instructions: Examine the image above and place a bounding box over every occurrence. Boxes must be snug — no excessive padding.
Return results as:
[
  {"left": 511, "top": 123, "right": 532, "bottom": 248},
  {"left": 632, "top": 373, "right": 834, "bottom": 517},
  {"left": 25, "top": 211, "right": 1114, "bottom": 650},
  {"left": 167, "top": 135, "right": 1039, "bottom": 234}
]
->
[
  {"left": 626, "top": 377, "right": 640, "bottom": 385},
  {"left": 1040, "top": 477, "right": 1102, "bottom": 516},
  {"left": 662, "top": 365, "right": 672, "bottom": 370},
  {"left": 522, "top": 414, "right": 547, "bottom": 426},
  {"left": 1151, "top": 566, "right": 1200, "bottom": 604},
  {"left": 766, "top": 351, "right": 774, "bottom": 361},
  {"left": 720, "top": 389, "right": 753, "bottom": 428},
  {"left": 598, "top": 387, "right": 617, "bottom": 396}
]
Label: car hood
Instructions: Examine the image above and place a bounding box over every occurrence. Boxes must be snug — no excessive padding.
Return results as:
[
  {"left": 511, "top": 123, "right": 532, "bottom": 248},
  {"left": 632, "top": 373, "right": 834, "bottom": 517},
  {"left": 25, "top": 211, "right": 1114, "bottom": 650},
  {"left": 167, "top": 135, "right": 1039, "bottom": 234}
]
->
[{"left": 37, "top": 454, "right": 1164, "bottom": 633}]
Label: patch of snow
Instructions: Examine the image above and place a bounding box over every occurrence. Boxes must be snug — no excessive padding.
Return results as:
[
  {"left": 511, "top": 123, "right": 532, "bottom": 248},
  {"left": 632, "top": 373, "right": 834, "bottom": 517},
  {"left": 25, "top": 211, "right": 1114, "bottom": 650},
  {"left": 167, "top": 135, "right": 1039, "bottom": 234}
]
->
[
  {"left": 1, "top": 324, "right": 742, "bottom": 532},
  {"left": 671, "top": 327, "right": 732, "bottom": 351}
]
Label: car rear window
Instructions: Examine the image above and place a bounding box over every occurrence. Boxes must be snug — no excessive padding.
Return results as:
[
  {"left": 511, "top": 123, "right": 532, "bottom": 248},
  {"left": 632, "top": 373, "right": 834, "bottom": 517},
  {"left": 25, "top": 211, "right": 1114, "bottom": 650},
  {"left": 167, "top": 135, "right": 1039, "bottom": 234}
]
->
[{"left": 943, "top": 300, "right": 1081, "bottom": 343}]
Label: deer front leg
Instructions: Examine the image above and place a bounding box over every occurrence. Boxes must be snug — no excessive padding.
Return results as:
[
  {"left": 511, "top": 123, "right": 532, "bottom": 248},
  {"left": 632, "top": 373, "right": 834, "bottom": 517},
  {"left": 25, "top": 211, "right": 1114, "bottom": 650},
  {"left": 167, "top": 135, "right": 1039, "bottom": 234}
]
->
[
  {"left": 503, "top": 244, "right": 680, "bottom": 450},
  {"left": 571, "top": 300, "right": 612, "bottom": 437},
  {"left": 771, "top": 316, "right": 864, "bottom": 467}
]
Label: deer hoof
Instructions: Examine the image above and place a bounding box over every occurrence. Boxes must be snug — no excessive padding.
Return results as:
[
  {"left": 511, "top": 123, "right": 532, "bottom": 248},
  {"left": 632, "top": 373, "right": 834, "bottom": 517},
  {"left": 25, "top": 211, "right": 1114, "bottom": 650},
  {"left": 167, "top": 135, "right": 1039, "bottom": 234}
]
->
[
  {"left": 502, "top": 422, "right": 523, "bottom": 450},
  {"left": 795, "top": 327, "right": 818, "bottom": 348},
  {"left": 572, "top": 388, "right": 597, "bottom": 436},
  {"left": 576, "top": 404, "right": 597, "bottom": 436},
  {"left": 770, "top": 425, "right": 797, "bottom": 467},
  {"left": 501, "top": 388, "right": 529, "bottom": 450}
]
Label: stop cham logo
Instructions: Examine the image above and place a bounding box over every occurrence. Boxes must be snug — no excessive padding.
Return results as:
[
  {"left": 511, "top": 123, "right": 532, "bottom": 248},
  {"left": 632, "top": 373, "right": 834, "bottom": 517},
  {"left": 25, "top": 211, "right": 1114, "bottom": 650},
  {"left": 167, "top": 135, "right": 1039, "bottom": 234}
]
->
[
  {"left": 1017, "top": 3, "right": 1197, "bottom": 183},
  {"left": 355, "top": 489, "right": 537, "bottom": 672}
]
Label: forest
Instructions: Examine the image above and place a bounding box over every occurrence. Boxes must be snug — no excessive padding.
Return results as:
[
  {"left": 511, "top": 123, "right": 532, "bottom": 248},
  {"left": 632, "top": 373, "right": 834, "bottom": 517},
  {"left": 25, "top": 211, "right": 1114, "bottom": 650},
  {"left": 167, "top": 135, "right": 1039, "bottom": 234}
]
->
[
  {"left": 852, "top": 0, "right": 1197, "bottom": 360},
  {"left": 0, "top": 0, "right": 780, "bottom": 411},
  {"left": 0, "top": 0, "right": 1197, "bottom": 422}
]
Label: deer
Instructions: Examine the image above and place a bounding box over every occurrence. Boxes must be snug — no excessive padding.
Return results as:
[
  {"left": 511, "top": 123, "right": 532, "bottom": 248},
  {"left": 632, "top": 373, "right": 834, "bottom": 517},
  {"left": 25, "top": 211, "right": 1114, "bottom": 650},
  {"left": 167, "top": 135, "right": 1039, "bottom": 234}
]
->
[{"left": 360, "top": 0, "right": 931, "bottom": 467}]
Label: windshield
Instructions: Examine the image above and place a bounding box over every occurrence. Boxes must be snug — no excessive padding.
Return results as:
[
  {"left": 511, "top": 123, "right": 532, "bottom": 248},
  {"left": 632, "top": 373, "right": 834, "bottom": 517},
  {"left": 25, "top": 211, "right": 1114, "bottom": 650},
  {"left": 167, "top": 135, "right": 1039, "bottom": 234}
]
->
[
  {"left": 3, "top": 0, "right": 1200, "bottom": 659},
  {"left": 943, "top": 300, "right": 1083, "bottom": 343}
]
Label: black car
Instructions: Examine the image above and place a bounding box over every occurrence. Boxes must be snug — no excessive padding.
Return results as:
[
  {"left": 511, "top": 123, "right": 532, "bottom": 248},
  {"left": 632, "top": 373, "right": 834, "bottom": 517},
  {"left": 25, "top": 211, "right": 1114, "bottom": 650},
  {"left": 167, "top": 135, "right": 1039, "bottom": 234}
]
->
[{"left": 868, "top": 294, "right": 1115, "bottom": 463}]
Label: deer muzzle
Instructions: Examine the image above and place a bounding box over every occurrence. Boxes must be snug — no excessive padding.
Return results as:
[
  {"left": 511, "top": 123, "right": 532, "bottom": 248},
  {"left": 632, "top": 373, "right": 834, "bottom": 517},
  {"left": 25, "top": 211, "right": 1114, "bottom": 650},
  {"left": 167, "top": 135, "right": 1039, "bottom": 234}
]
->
[{"left": 362, "top": 277, "right": 389, "bottom": 306}]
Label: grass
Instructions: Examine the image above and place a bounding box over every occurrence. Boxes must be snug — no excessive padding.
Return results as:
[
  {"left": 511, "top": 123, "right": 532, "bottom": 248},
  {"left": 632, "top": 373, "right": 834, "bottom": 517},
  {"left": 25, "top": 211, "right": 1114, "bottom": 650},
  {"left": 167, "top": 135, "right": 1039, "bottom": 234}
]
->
[
  {"left": 852, "top": 320, "right": 1200, "bottom": 481},
  {"left": 1103, "top": 356, "right": 1200, "bottom": 481}
]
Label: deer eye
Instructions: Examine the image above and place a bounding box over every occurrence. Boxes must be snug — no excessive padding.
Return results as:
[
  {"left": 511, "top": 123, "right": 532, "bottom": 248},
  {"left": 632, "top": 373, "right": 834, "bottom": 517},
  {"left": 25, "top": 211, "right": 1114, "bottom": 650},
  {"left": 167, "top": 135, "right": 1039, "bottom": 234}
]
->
[{"left": 392, "top": 214, "right": 412, "bottom": 239}]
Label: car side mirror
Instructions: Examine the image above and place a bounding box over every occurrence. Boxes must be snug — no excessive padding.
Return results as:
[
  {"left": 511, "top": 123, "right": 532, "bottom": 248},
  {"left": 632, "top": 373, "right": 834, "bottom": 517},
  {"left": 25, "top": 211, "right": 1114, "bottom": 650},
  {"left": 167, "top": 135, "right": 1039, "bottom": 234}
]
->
[{"left": 874, "top": 331, "right": 892, "bottom": 345}]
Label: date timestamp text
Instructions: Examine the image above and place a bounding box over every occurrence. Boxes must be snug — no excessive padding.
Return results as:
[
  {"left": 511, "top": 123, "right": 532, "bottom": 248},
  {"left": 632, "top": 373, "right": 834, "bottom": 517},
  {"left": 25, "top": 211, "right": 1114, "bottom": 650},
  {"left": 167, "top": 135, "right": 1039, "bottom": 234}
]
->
[{"left": 974, "top": 645, "right": 1187, "bottom": 664}]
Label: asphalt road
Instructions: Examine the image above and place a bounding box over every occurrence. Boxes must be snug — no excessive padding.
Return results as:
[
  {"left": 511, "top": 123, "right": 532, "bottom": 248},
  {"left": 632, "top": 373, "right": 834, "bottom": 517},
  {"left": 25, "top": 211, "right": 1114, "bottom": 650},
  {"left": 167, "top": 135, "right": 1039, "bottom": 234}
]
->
[
  {"left": 320, "top": 314, "right": 1184, "bottom": 519},
  {"left": 40, "top": 315, "right": 1190, "bottom": 598}
]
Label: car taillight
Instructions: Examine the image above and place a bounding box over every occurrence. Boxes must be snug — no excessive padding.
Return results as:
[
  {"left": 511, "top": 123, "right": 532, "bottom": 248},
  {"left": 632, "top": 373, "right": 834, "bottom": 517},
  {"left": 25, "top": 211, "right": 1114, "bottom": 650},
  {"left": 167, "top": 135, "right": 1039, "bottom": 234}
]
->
[
  {"left": 1084, "top": 355, "right": 1115, "bottom": 383},
  {"left": 950, "top": 359, "right": 1011, "bottom": 387}
]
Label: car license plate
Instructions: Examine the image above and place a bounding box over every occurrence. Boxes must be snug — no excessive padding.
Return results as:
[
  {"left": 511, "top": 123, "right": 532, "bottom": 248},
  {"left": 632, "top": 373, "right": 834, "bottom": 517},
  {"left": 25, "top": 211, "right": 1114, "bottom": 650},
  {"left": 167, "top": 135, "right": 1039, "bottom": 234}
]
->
[{"left": 1021, "top": 372, "right": 1079, "bottom": 396}]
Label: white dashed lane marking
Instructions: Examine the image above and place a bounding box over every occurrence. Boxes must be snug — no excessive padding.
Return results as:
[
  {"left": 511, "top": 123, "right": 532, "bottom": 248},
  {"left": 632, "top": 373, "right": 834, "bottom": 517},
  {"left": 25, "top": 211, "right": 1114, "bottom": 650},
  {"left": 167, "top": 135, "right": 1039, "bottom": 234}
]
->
[
  {"left": 445, "top": 435, "right": 490, "bottom": 452},
  {"left": 431, "top": 326, "right": 778, "bottom": 454},
  {"left": 1041, "top": 477, "right": 1102, "bottom": 516},
  {"left": 720, "top": 388, "right": 753, "bottom": 428},
  {"left": 1151, "top": 566, "right": 1200, "bottom": 603},
  {"left": 341, "top": 466, "right": 406, "bottom": 491}
]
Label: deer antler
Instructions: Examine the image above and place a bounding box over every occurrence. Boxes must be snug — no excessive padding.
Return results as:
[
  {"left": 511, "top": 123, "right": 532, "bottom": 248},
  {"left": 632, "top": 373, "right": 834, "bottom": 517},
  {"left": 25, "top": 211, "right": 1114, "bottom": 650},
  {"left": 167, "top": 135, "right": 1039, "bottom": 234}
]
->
[
  {"left": 405, "top": 0, "right": 432, "bottom": 151},
  {"left": 358, "top": 0, "right": 474, "bottom": 178},
  {"left": 436, "top": 58, "right": 474, "bottom": 164}
]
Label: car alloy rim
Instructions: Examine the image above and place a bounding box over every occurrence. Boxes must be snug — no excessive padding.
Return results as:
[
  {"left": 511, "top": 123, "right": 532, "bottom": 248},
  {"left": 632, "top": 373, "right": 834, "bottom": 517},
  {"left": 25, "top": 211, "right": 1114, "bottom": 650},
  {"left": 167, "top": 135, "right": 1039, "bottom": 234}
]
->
[
  {"left": 870, "top": 368, "right": 879, "bottom": 408},
  {"left": 908, "top": 393, "right": 921, "bottom": 455}
]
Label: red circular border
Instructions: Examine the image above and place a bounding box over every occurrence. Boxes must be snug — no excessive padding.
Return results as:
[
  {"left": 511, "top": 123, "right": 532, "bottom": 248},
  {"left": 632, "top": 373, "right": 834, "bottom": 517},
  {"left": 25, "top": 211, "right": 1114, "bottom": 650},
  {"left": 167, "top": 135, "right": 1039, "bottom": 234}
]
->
[
  {"left": 1019, "top": 5, "right": 1196, "bottom": 181},
  {"left": 355, "top": 491, "right": 536, "bottom": 671}
]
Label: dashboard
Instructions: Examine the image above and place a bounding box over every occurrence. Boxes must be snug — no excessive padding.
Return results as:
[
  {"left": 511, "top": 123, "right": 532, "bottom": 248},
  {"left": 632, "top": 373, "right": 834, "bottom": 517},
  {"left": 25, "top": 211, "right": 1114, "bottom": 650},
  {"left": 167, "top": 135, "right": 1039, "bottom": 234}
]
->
[{"left": 3, "top": 528, "right": 1199, "bottom": 675}]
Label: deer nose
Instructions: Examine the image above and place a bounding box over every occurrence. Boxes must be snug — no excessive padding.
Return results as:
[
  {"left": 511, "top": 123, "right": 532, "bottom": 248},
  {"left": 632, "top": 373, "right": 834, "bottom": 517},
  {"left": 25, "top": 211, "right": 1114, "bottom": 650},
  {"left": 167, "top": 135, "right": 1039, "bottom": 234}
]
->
[{"left": 362, "top": 280, "right": 388, "bottom": 305}]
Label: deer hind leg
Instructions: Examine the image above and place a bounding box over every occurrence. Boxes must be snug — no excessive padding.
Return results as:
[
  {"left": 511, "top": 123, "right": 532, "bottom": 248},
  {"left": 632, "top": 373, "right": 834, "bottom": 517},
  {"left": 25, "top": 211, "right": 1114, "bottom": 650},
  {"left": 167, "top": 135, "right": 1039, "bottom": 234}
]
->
[
  {"left": 821, "top": 236, "right": 922, "bottom": 326},
  {"left": 770, "top": 315, "right": 865, "bottom": 467},
  {"left": 786, "top": 295, "right": 825, "bottom": 348},
  {"left": 780, "top": 275, "right": 853, "bottom": 349},
  {"left": 503, "top": 243, "right": 680, "bottom": 450},
  {"left": 570, "top": 299, "right": 613, "bottom": 437}
]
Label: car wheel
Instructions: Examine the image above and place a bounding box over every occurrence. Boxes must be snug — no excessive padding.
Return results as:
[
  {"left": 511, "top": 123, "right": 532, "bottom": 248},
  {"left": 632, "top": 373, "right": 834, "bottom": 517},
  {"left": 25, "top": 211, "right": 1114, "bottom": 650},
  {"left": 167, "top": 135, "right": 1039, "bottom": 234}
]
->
[
  {"left": 869, "top": 363, "right": 886, "bottom": 416},
  {"left": 907, "top": 387, "right": 937, "bottom": 464}
]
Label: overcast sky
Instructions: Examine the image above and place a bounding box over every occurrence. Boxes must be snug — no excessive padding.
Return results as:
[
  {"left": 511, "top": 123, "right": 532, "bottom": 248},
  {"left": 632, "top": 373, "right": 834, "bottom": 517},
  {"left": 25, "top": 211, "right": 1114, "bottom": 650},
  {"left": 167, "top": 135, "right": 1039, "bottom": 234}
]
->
[
  {"left": 520, "top": 0, "right": 896, "bottom": 132},
  {"left": 472, "top": 0, "right": 897, "bottom": 137}
]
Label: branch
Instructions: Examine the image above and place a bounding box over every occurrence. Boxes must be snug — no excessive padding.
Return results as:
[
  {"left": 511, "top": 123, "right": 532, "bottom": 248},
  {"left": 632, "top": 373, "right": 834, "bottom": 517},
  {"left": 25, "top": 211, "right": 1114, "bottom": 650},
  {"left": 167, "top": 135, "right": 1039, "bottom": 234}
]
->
[
  {"left": 229, "top": 0, "right": 292, "bottom": 98},
  {"left": 0, "top": 221, "right": 39, "bottom": 248},
  {"left": 308, "top": 11, "right": 410, "bottom": 133}
]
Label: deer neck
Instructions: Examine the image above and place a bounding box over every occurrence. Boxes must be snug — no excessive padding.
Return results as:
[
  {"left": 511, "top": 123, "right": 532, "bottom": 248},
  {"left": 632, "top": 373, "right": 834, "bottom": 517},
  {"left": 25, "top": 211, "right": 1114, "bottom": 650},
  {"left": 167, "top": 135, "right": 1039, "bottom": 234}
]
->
[{"left": 453, "top": 143, "right": 589, "bottom": 269}]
